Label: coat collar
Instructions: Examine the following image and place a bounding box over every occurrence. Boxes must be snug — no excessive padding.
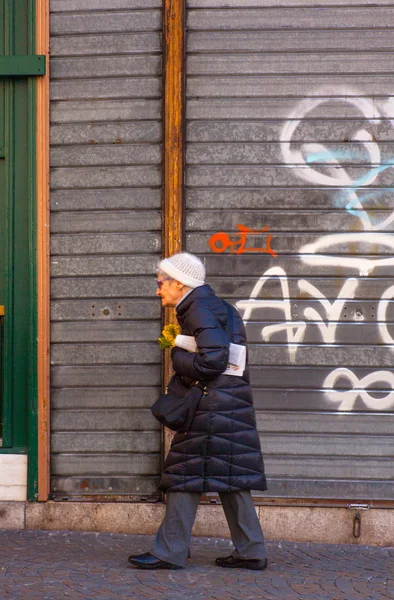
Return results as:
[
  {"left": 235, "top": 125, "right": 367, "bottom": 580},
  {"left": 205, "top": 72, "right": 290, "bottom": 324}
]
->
[{"left": 176, "top": 284, "right": 215, "bottom": 317}]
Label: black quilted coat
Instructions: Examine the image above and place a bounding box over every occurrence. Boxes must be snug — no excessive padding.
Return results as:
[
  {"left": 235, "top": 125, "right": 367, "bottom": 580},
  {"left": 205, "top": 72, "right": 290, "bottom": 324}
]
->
[{"left": 159, "top": 284, "right": 267, "bottom": 493}]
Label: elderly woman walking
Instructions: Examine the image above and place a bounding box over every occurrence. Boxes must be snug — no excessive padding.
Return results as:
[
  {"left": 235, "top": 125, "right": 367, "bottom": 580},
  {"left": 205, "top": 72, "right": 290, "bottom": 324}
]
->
[{"left": 128, "top": 252, "right": 267, "bottom": 571}]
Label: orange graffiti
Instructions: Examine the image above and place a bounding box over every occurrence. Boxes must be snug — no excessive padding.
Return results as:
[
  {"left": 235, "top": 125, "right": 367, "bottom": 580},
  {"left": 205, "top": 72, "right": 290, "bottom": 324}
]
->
[{"left": 209, "top": 224, "right": 277, "bottom": 257}]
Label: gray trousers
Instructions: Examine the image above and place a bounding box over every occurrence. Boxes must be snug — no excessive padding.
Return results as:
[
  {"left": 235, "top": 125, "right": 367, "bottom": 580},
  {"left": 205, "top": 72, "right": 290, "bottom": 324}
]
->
[{"left": 151, "top": 491, "right": 266, "bottom": 567}]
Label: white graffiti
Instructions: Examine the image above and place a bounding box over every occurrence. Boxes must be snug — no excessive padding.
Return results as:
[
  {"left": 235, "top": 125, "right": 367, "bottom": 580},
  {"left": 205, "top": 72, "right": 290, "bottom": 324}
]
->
[
  {"left": 377, "top": 285, "right": 394, "bottom": 345},
  {"left": 237, "top": 267, "right": 306, "bottom": 363},
  {"left": 280, "top": 88, "right": 394, "bottom": 233},
  {"left": 300, "top": 233, "right": 394, "bottom": 276},
  {"left": 323, "top": 368, "right": 394, "bottom": 411},
  {"left": 237, "top": 272, "right": 360, "bottom": 363},
  {"left": 280, "top": 91, "right": 382, "bottom": 189},
  {"left": 239, "top": 89, "right": 394, "bottom": 410},
  {"left": 301, "top": 278, "right": 358, "bottom": 344}
]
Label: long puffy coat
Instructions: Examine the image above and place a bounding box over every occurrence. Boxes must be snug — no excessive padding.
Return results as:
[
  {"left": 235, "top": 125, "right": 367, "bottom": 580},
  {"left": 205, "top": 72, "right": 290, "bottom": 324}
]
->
[{"left": 159, "top": 284, "right": 267, "bottom": 493}]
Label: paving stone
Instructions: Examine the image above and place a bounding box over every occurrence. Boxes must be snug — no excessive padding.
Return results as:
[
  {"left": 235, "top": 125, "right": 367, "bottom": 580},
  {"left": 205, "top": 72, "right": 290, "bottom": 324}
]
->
[{"left": 0, "top": 529, "right": 393, "bottom": 599}]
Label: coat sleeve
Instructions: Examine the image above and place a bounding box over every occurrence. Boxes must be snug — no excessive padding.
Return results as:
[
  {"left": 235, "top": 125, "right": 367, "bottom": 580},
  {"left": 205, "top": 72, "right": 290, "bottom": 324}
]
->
[{"left": 171, "top": 307, "right": 229, "bottom": 380}]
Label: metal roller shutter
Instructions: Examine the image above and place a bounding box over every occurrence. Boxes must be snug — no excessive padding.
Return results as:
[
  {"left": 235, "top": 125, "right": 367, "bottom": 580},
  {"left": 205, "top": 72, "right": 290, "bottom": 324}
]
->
[
  {"left": 49, "top": 0, "right": 163, "bottom": 499},
  {"left": 185, "top": 0, "right": 394, "bottom": 500}
]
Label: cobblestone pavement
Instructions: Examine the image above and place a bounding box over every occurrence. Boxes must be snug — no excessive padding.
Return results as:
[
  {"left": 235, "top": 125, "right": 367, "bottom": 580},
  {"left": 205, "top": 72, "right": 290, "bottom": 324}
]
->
[{"left": 0, "top": 530, "right": 393, "bottom": 600}]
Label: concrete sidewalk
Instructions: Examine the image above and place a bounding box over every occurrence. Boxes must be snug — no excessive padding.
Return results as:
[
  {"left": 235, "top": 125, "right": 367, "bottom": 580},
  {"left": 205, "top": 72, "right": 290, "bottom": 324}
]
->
[{"left": 0, "top": 529, "right": 393, "bottom": 600}]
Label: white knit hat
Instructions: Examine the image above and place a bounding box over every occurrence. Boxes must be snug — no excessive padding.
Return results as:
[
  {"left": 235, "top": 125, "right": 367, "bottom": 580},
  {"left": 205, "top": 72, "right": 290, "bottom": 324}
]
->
[{"left": 158, "top": 252, "right": 205, "bottom": 289}]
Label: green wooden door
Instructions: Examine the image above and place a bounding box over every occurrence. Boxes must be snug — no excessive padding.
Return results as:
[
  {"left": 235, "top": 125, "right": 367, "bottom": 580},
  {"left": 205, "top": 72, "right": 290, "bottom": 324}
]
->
[
  {"left": 0, "top": 0, "right": 30, "bottom": 450},
  {"left": 0, "top": 21, "right": 4, "bottom": 435},
  {"left": 0, "top": 72, "right": 4, "bottom": 443},
  {"left": 0, "top": 0, "right": 7, "bottom": 446},
  {"left": 0, "top": 0, "right": 45, "bottom": 500},
  {"left": 0, "top": 0, "right": 4, "bottom": 426}
]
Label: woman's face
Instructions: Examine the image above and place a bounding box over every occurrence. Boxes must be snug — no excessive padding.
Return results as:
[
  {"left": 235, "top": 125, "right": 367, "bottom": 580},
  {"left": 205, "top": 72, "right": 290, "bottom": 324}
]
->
[{"left": 156, "top": 277, "right": 186, "bottom": 307}]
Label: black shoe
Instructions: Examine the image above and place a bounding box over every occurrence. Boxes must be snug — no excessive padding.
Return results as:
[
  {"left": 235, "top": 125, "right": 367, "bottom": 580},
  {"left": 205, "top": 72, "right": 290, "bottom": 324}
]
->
[
  {"left": 215, "top": 554, "right": 268, "bottom": 571},
  {"left": 128, "top": 552, "right": 183, "bottom": 570}
]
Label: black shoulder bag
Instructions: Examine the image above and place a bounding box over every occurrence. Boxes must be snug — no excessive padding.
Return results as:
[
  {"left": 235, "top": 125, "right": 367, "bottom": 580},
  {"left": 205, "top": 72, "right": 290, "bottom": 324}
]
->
[
  {"left": 151, "top": 302, "right": 233, "bottom": 433},
  {"left": 151, "top": 374, "right": 207, "bottom": 433}
]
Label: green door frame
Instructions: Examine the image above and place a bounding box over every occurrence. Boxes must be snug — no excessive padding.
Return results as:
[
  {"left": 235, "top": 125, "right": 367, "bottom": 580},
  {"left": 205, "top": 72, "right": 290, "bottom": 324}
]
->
[{"left": 0, "top": 0, "right": 45, "bottom": 501}]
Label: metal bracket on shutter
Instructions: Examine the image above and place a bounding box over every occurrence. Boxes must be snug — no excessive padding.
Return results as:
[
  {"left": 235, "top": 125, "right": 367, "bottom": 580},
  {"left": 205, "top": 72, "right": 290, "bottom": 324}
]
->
[
  {"left": 348, "top": 504, "right": 369, "bottom": 539},
  {"left": 0, "top": 55, "right": 46, "bottom": 77},
  {"left": 353, "top": 513, "right": 362, "bottom": 538}
]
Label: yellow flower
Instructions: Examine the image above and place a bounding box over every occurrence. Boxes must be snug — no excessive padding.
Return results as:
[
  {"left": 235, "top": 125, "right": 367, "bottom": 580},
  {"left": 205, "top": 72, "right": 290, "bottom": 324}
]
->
[{"left": 157, "top": 323, "right": 181, "bottom": 349}]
